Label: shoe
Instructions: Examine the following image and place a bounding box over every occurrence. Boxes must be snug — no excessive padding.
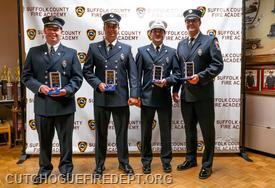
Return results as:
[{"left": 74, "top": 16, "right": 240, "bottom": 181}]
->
[
  {"left": 177, "top": 160, "right": 197, "bottom": 171},
  {"left": 199, "top": 167, "right": 212, "bottom": 179},
  {"left": 142, "top": 165, "right": 151, "bottom": 174},
  {"left": 32, "top": 174, "right": 49, "bottom": 184},
  {"left": 162, "top": 163, "right": 172, "bottom": 173},
  {"left": 119, "top": 163, "right": 134, "bottom": 175},
  {"left": 93, "top": 166, "right": 105, "bottom": 178},
  {"left": 61, "top": 173, "right": 72, "bottom": 182}
]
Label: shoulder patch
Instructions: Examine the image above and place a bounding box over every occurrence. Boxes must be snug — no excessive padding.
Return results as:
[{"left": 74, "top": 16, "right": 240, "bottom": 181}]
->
[{"left": 214, "top": 38, "right": 221, "bottom": 51}]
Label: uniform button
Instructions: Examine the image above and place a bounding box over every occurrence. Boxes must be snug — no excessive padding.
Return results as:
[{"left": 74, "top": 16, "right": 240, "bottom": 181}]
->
[
  {"left": 45, "top": 81, "right": 48, "bottom": 84},
  {"left": 115, "top": 66, "right": 118, "bottom": 69},
  {"left": 45, "top": 76, "right": 48, "bottom": 79},
  {"left": 45, "top": 71, "right": 48, "bottom": 73},
  {"left": 105, "top": 65, "right": 108, "bottom": 68},
  {"left": 105, "top": 60, "right": 107, "bottom": 63}
]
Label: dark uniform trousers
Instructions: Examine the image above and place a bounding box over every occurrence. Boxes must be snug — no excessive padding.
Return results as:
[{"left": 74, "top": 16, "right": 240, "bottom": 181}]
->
[
  {"left": 141, "top": 105, "right": 172, "bottom": 166},
  {"left": 35, "top": 113, "right": 74, "bottom": 176},
  {"left": 94, "top": 105, "right": 130, "bottom": 168},
  {"left": 181, "top": 100, "right": 215, "bottom": 169}
]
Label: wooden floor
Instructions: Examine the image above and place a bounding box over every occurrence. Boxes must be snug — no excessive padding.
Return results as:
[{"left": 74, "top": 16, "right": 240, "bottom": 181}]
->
[{"left": 0, "top": 145, "right": 275, "bottom": 188}]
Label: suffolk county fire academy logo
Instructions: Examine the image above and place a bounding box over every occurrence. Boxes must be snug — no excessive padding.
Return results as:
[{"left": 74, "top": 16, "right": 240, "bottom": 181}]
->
[
  {"left": 136, "top": 7, "right": 146, "bottom": 18},
  {"left": 207, "top": 29, "right": 217, "bottom": 37},
  {"left": 136, "top": 141, "right": 142, "bottom": 152},
  {"left": 28, "top": 119, "right": 36, "bottom": 130},
  {"left": 77, "top": 97, "right": 87, "bottom": 108},
  {"left": 75, "top": 6, "right": 85, "bottom": 17},
  {"left": 27, "top": 29, "right": 36, "bottom": 40},
  {"left": 147, "top": 30, "right": 152, "bottom": 41},
  {"left": 77, "top": 52, "right": 87, "bottom": 63},
  {"left": 88, "top": 119, "right": 96, "bottom": 130},
  {"left": 197, "top": 6, "right": 206, "bottom": 17},
  {"left": 87, "top": 29, "right": 96, "bottom": 41},
  {"left": 197, "top": 140, "right": 205, "bottom": 152},
  {"left": 78, "top": 141, "right": 88, "bottom": 152},
  {"left": 152, "top": 119, "right": 157, "bottom": 129}
]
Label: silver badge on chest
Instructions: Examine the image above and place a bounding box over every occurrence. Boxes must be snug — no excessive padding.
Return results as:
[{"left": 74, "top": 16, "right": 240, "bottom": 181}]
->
[
  {"left": 62, "top": 60, "right": 67, "bottom": 75},
  {"left": 120, "top": 53, "right": 125, "bottom": 61},
  {"left": 166, "top": 57, "right": 169, "bottom": 63},
  {"left": 198, "top": 49, "right": 203, "bottom": 56}
]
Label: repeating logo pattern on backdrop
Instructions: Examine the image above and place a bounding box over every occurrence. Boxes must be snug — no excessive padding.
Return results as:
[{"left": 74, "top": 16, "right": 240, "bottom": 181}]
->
[
  {"left": 77, "top": 97, "right": 87, "bottom": 108},
  {"left": 78, "top": 141, "right": 88, "bottom": 152},
  {"left": 87, "top": 29, "right": 97, "bottom": 41},
  {"left": 29, "top": 119, "right": 36, "bottom": 130},
  {"left": 136, "top": 7, "right": 146, "bottom": 18},
  {"left": 27, "top": 29, "right": 36, "bottom": 40},
  {"left": 88, "top": 119, "right": 96, "bottom": 130},
  {"left": 75, "top": 6, "right": 85, "bottom": 17},
  {"left": 197, "top": 140, "right": 205, "bottom": 152},
  {"left": 77, "top": 52, "right": 87, "bottom": 63},
  {"left": 207, "top": 29, "right": 217, "bottom": 37},
  {"left": 197, "top": 6, "right": 206, "bottom": 17},
  {"left": 136, "top": 141, "right": 142, "bottom": 152}
]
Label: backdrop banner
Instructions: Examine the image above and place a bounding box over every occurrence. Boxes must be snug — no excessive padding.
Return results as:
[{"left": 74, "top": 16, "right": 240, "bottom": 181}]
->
[{"left": 23, "top": 0, "right": 242, "bottom": 154}]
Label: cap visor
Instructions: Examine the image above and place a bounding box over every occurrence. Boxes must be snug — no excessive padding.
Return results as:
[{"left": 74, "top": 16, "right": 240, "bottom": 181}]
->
[
  {"left": 185, "top": 16, "right": 200, "bottom": 20},
  {"left": 44, "top": 23, "right": 62, "bottom": 28},
  {"left": 104, "top": 19, "right": 119, "bottom": 25}
]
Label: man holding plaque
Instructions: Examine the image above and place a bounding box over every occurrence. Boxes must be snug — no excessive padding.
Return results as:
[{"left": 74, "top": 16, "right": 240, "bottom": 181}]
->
[
  {"left": 136, "top": 20, "right": 180, "bottom": 174},
  {"left": 83, "top": 13, "right": 139, "bottom": 177},
  {"left": 173, "top": 9, "right": 223, "bottom": 179},
  {"left": 21, "top": 16, "right": 83, "bottom": 184}
]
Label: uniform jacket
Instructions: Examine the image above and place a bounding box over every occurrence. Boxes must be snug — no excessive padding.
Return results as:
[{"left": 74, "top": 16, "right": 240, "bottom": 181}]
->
[
  {"left": 83, "top": 40, "right": 138, "bottom": 107},
  {"left": 21, "top": 43, "right": 83, "bottom": 116},
  {"left": 136, "top": 44, "right": 181, "bottom": 107},
  {"left": 173, "top": 32, "right": 224, "bottom": 102}
]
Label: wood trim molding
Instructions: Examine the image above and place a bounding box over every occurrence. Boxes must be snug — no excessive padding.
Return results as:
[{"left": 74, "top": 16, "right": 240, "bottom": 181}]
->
[{"left": 245, "top": 54, "right": 275, "bottom": 65}]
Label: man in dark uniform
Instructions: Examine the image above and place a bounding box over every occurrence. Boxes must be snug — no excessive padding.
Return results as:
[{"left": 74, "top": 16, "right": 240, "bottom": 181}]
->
[
  {"left": 173, "top": 9, "right": 223, "bottom": 179},
  {"left": 265, "top": 70, "right": 275, "bottom": 89},
  {"left": 83, "top": 13, "right": 139, "bottom": 177},
  {"left": 21, "top": 16, "right": 83, "bottom": 184},
  {"left": 136, "top": 20, "right": 180, "bottom": 174},
  {"left": 246, "top": 71, "right": 255, "bottom": 88}
]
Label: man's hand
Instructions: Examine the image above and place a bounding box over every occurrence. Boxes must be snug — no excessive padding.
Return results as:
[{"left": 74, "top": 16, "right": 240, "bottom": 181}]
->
[
  {"left": 128, "top": 98, "right": 140, "bottom": 107},
  {"left": 98, "top": 83, "right": 106, "bottom": 92},
  {"left": 172, "top": 92, "right": 180, "bottom": 103},
  {"left": 154, "top": 79, "right": 167, "bottom": 88},
  {"left": 50, "top": 89, "right": 67, "bottom": 97},
  {"left": 39, "top": 85, "right": 51, "bottom": 95},
  {"left": 188, "top": 74, "right": 199, "bottom": 85}
]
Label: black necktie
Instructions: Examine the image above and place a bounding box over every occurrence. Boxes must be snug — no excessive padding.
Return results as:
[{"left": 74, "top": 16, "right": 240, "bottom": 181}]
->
[
  {"left": 50, "top": 46, "right": 55, "bottom": 55},
  {"left": 188, "top": 38, "right": 194, "bottom": 49},
  {"left": 107, "top": 43, "right": 113, "bottom": 55},
  {"left": 156, "top": 46, "right": 160, "bottom": 54}
]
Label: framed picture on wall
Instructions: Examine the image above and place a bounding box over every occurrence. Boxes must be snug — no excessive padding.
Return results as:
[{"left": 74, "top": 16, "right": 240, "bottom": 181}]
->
[
  {"left": 261, "top": 69, "right": 275, "bottom": 91},
  {"left": 245, "top": 69, "right": 259, "bottom": 91}
]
